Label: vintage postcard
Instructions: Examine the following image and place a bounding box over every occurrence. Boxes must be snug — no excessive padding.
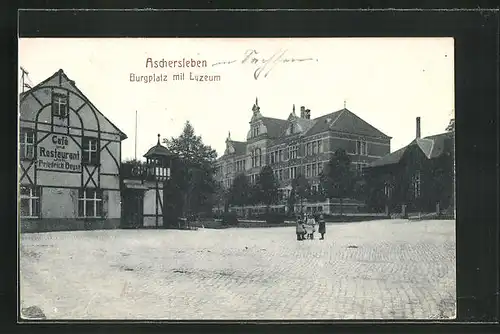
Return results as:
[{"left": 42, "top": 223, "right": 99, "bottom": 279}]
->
[{"left": 18, "top": 37, "right": 455, "bottom": 320}]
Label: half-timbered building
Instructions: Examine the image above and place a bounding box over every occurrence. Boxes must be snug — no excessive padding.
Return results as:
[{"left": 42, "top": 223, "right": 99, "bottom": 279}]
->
[{"left": 19, "top": 69, "right": 127, "bottom": 232}]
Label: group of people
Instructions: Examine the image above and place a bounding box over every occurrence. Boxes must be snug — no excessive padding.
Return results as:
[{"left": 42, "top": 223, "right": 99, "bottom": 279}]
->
[{"left": 295, "top": 213, "right": 326, "bottom": 240}]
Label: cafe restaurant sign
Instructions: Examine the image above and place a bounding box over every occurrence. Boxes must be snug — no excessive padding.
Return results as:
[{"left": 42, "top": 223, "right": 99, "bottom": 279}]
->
[{"left": 37, "top": 134, "right": 82, "bottom": 172}]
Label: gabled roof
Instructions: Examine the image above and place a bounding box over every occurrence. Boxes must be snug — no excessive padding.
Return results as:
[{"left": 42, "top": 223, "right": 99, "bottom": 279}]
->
[
  {"left": 368, "top": 146, "right": 407, "bottom": 167},
  {"left": 20, "top": 69, "right": 127, "bottom": 140},
  {"left": 369, "top": 132, "right": 452, "bottom": 168},
  {"left": 260, "top": 117, "right": 289, "bottom": 138},
  {"left": 231, "top": 141, "right": 247, "bottom": 156},
  {"left": 294, "top": 117, "right": 316, "bottom": 134},
  {"left": 314, "top": 108, "right": 391, "bottom": 139},
  {"left": 304, "top": 109, "right": 344, "bottom": 136},
  {"left": 218, "top": 140, "right": 247, "bottom": 160}
]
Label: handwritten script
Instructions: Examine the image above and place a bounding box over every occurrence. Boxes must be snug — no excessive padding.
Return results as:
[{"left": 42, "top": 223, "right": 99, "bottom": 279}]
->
[{"left": 212, "top": 49, "right": 318, "bottom": 80}]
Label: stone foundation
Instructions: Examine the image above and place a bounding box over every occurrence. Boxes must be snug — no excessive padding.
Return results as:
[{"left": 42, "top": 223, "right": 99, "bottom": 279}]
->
[{"left": 20, "top": 218, "right": 121, "bottom": 233}]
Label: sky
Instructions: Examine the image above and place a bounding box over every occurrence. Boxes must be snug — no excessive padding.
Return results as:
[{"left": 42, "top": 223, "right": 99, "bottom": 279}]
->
[{"left": 19, "top": 38, "right": 454, "bottom": 161}]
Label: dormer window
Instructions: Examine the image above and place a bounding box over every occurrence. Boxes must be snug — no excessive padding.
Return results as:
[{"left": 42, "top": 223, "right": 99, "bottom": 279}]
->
[
  {"left": 252, "top": 124, "right": 260, "bottom": 137},
  {"left": 52, "top": 93, "right": 68, "bottom": 118},
  {"left": 290, "top": 123, "right": 295, "bottom": 134}
]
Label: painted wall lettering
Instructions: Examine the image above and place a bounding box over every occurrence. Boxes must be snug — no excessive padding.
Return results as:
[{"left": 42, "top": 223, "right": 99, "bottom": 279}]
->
[{"left": 37, "top": 135, "right": 82, "bottom": 172}]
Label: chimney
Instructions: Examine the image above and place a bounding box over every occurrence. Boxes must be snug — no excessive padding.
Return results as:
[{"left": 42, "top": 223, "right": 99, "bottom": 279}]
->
[
  {"left": 300, "top": 106, "right": 305, "bottom": 118},
  {"left": 305, "top": 109, "right": 311, "bottom": 119},
  {"left": 416, "top": 117, "right": 421, "bottom": 139}
]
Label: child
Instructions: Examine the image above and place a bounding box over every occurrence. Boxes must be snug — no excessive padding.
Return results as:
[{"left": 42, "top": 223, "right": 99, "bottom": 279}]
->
[
  {"left": 318, "top": 214, "right": 326, "bottom": 240},
  {"left": 306, "top": 214, "right": 316, "bottom": 239},
  {"left": 296, "top": 215, "right": 305, "bottom": 240}
]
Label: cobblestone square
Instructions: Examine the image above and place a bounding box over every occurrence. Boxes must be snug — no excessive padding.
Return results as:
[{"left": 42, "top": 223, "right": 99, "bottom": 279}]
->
[{"left": 20, "top": 219, "right": 456, "bottom": 320}]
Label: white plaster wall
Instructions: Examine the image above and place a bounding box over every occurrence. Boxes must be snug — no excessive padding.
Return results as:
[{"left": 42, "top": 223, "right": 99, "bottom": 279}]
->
[
  {"left": 100, "top": 175, "right": 120, "bottom": 190},
  {"left": 78, "top": 105, "right": 99, "bottom": 131},
  {"left": 20, "top": 89, "right": 52, "bottom": 121},
  {"left": 37, "top": 171, "right": 81, "bottom": 188},
  {"left": 105, "top": 190, "right": 121, "bottom": 219},
  {"left": 41, "top": 187, "right": 77, "bottom": 219},
  {"left": 100, "top": 141, "right": 120, "bottom": 175},
  {"left": 143, "top": 188, "right": 164, "bottom": 216}
]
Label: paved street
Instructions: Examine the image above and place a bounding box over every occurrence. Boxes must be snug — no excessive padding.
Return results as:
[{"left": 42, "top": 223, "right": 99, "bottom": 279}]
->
[{"left": 20, "top": 219, "right": 456, "bottom": 320}]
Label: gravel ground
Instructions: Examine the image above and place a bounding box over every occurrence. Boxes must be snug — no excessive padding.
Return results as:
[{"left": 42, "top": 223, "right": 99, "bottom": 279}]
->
[{"left": 20, "top": 219, "right": 456, "bottom": 320}]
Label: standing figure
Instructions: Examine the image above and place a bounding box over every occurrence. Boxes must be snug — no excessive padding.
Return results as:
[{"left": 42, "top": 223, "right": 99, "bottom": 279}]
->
[
  {"left": 318, "top": 214, "right": 326, "bottom": 240},
  {"left": 296, "top": 215, "right": 306, "bottom": 240},
  {"left": 306, "top": 214, "right": 316, "bottom": 239}
]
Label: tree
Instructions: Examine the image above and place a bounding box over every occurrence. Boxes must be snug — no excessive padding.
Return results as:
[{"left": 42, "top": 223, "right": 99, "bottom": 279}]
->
[
  {"left": 308, "top": 184, "right": 326, "bottom": 203},
  {"left": 365, "top": 171, "right": 394, "bottom": 213},
  {"left": 121, "top": 158, "right": 148, "bottom": 179},
  {"left": 212, "top": 181, "right": 229, "bottom": 213},
  {"left": 291, "top": 174, "right": 310, "bottom": 213},
  {"left": 320, "top": 149, "right": 355, "bottom": 215},
  {"left": 287, "top": 187, "right": 296, "bottom": 214},
  {"left": 162, "top": 121, "right": 218, "bottom": 217},
  {"left": 228, "top": 173, "right": 251, "bottom": 207},
  {"left": 248, "top": 181, "right": 261, "bottom": 207},
  {"left": 255, "top": 165, "right": 279, "bottom": 213},
  {"left": 352, "top": 173, "right": 368, "bottom": 203}
]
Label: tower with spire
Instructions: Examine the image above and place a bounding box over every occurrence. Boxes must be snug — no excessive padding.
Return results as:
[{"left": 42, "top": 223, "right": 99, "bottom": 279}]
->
[{"left": 252, "top": 97, "right": 260, "bottom": 115}]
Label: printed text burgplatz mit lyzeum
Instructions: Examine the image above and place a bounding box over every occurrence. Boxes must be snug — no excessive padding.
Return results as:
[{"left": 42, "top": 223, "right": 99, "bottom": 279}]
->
[{"left": 130, "top": 57, "right": 221, "bottom": 83}]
